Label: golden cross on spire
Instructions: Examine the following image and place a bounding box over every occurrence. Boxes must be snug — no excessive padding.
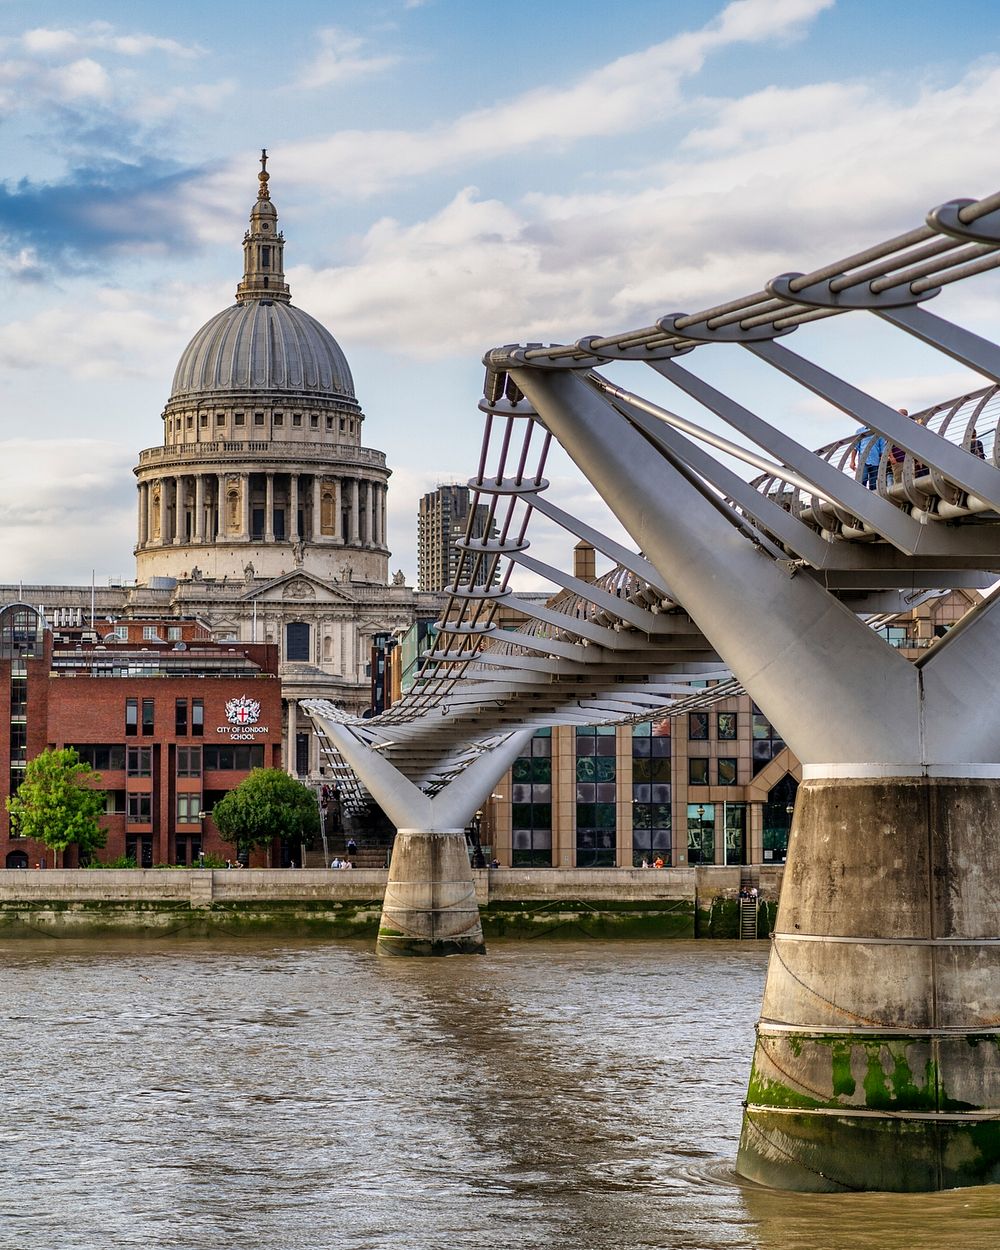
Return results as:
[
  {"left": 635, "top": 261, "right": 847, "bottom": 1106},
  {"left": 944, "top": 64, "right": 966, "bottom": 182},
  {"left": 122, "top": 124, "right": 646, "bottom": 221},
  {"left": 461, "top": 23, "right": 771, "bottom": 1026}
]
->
[{"left": 257, "top": 147, "right": 271, "bottom": 200}]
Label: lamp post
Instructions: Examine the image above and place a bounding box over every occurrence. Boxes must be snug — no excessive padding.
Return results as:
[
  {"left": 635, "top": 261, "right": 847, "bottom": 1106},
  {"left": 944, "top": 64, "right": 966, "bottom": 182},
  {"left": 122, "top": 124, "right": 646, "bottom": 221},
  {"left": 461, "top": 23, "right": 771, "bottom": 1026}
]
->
[{"left": 469, "top": 809, "right": 487, "bottom": 869}]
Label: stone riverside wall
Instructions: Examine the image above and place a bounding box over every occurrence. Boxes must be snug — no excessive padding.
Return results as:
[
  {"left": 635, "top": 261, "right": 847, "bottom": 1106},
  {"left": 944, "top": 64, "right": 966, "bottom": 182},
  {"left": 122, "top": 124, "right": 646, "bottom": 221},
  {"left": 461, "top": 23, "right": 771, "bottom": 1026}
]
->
[{"left": 0, "top": 866, "right": 783, "bottom": 939}]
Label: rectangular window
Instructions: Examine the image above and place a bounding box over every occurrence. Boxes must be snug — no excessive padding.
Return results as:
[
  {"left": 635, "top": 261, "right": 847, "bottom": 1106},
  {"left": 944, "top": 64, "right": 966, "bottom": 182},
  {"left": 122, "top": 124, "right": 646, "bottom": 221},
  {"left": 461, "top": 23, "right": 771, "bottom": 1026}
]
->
[
  {"left": 718, "top": 757, "right": 738, "bottom": 785},
  {"left": 191, "top": 699, "right": 204, "bottom": 737},
  {"left": 688, "top": 757, "right": 709, "bottom": 785},
  {"left": 127, "top": 793, "right": 152, "bottom": 824},
  {"left": 326, "top": 415, "right": 333, "bottom": 430},
  {"left": 717, "top": 712, "right": 737, "bottom": 740},
  {"left": 274, "top": 413, "right": 283, "bottom": 426},
  {"left": 126, "top": 836, "right": 153, "bottom": 868},
  {"left": 126, "top": 747, "right": 152, "bottom": 777},
  {"left": 141, "top": 699, "right": 154, "bottom": 736},
  {"left": 112, "top": 625, "right": 128, "bottom": 641},
  {"left": 203, "top": 744, "right": 265, "bottom": 770},
  {"left": 254, "top": 412, "right": 264, "bottom": 425},
  {"left": 177, "top": 747, "right": 202, "bottom": 777},
  {"left": 235, "top": 413, "right": 245, "bottom": 426},
  {"left": 125, "top": 697, "right": 138, "bottom": 737},
  {"left": 10, "top": 678, "right": 27, "bottom": 717},
  {"left": 177, "top": 794, "right": 202, "bottom": 824},
  {"left": 688, "top": 712, "right": 709, "bottom": 740},
  {"left": 71, "top": 744, "right": 126, "bottom": 771},
  {"left": 174, "top": 835, "right": 203, "bottom": 866},
  {"left": 142, "top": 626, "right": 161, "bottom": 641},
  {"left": 104, "top": 790, "right": 127, "bottom": 815},
  {"left": 216, "top": 414, "right": 225, "bottom": 426},
  {"left": 687, "top": 803, "right": 715, "bottom": 865},
  {"left": 167, "top": 627, "right": 183, "bottom": 641},
  {"left": 200, "top": 414, "right": 208, "bottom": 427},
  {"left": 310, "top": 414, "right": 319, "bottom": 428},
  {"left": 175, "top": 698, "right": 188, "bottom": 736},
  {"left": 292, "top": 414, "right": 302, "bottom": 427}
]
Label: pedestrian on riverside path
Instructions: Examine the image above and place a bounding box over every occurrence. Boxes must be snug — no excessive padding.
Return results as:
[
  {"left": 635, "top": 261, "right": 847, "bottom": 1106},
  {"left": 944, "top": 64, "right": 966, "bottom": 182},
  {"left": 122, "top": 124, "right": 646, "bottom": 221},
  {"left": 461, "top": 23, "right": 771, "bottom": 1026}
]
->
[{"left": 346, "top": 837, "right": 357, "bottom": 857}]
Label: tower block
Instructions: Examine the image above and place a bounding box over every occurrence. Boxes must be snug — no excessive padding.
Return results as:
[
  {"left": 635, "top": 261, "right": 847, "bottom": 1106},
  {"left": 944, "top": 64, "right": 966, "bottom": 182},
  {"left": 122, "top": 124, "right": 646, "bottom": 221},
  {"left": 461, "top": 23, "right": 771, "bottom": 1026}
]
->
[{"left": 513, "top": 365, "right": 1000, "bottom": 1192}]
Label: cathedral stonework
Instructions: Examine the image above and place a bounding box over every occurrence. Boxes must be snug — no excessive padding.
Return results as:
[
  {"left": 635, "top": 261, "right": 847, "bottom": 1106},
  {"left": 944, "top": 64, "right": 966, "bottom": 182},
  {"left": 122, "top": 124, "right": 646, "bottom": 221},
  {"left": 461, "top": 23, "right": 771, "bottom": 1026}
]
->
[
  {"left": 134, "top": 151, "right": 390, "bottom": 587},
  {"left": 127, "top": 155, "right": 442, "bottom": 738}
]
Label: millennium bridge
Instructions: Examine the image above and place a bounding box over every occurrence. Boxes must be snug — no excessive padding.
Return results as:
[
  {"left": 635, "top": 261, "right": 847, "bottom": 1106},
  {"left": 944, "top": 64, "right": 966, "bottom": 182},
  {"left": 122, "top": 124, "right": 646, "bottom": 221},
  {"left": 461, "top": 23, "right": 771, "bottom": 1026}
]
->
[{"left": 306, "top": 189, "right": 1000, "bottom": 1193}]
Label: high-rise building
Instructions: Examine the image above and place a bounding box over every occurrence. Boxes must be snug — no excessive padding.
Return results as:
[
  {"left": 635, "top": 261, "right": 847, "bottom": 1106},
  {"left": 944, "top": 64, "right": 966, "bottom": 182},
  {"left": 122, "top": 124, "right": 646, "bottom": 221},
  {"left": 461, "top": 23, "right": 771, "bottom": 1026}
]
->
[{"left": 417, "top": 484, "right": 492, "bottom": 591}]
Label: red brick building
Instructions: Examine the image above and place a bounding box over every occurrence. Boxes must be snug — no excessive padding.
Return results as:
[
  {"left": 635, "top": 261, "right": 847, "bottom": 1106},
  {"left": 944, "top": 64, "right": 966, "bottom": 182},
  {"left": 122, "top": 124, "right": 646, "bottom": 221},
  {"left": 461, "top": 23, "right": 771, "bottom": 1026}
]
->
[{"left": 0, "top": 603, "right": 283, "bottom": 867}]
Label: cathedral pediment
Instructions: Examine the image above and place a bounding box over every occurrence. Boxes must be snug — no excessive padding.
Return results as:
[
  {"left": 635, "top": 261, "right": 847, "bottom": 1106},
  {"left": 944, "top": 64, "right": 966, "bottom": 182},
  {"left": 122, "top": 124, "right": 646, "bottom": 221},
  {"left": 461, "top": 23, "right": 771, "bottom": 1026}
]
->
[{"left": 241, "top": 571, "right": 357, "bottom": 604}]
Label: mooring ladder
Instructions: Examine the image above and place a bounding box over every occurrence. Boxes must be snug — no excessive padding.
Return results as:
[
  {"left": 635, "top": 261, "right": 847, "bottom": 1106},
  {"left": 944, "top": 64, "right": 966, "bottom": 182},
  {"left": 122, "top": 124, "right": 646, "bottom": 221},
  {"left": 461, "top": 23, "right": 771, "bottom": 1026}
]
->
[{"left": 739, "top": 897, "right": 758, "bottom": 940}]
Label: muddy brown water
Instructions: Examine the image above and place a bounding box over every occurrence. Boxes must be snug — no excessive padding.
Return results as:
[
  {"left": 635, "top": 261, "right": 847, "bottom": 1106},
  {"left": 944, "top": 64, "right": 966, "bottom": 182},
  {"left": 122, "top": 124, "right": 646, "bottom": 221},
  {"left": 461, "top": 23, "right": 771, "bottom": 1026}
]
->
[{"left": 2, "top": 937, "right": 998, "bottom": 1248}]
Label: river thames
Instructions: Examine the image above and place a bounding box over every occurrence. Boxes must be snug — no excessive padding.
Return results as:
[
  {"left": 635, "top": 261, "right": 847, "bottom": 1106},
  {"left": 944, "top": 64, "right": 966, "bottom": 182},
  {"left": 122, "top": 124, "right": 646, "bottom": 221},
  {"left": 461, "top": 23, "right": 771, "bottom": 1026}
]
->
[{"left": 2, "top": 937, "right": 998, "bottom": 1249}]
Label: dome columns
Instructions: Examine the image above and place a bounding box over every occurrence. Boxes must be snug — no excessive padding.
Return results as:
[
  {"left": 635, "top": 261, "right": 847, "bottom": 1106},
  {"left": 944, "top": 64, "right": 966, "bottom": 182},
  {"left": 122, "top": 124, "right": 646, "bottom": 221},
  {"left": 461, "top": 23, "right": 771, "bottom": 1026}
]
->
[{"left": 135, "top": 466, "right": 390, "bottom": 577}]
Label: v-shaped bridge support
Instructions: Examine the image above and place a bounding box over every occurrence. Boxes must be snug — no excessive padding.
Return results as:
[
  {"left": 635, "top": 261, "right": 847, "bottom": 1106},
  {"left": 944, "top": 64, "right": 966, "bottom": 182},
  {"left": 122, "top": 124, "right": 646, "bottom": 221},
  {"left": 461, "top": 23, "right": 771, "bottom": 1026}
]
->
[{"left": 311, "top": 716, "right": 533, "bottom": 956}]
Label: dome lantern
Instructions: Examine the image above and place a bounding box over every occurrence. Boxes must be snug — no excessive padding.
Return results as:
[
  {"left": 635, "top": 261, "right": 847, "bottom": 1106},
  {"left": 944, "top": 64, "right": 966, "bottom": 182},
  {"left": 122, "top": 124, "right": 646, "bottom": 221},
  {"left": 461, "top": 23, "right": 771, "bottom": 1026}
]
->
[{"left": 237, "top": 148, "right": 290, "bottom": 305}]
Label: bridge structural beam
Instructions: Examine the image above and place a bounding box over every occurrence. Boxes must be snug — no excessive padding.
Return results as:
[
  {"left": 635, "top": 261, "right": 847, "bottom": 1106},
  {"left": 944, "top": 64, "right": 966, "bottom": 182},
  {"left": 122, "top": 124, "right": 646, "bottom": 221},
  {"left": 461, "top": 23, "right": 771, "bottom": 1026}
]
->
[
  {"left": 511, "top": 363, "right": 1000, "bottom": 1193},
  {"left": 308, "top": 711, "right": 532, "bottom": 957}
]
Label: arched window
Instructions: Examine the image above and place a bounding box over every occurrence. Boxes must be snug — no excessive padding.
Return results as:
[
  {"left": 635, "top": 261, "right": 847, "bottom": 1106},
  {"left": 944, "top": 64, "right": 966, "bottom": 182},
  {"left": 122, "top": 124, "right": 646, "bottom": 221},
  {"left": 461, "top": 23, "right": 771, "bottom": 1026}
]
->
[
  {"left": 321, "top": 489, "right": 336, "bottom": 535},
  {"left": 286, "top": 622, "right": 310, "bottom": 662},
  {"left": 322, "top": 635, "right": 333, "bottom": 661},
  {"left": 5, "top": 851, "right": 28, "bottom": 869},
  {"left": 0, "top": 605, "right": 41, "bottom": 658}
]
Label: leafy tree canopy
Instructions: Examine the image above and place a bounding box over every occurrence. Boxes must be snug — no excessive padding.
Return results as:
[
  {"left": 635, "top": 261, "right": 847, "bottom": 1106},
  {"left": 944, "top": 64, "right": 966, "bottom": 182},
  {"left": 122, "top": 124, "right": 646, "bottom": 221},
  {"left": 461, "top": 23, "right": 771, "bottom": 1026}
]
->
[
  {"left": 212, "top": 768, "right": 319, "bottom": 853},
  {"left": 6, "top": 747, "right": 107, "bottom": 855}
]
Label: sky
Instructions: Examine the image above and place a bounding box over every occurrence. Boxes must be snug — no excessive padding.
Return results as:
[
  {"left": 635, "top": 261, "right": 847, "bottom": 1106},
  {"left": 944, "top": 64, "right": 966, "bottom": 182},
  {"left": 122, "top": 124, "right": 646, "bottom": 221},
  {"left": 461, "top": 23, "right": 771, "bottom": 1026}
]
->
[{"left": 4, "top": 0, "right": 1000, "bottom": 586}]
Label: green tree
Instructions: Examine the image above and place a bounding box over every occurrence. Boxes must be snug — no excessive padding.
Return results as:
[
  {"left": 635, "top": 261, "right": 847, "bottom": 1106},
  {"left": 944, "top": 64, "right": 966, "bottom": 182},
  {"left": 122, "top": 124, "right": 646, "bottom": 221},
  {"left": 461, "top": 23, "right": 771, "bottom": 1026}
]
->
[
  {"left": 212, "top": 768, "right": 319, "bottom": 860},
  {"left": 6, "top": 747, "right": 107, "bottom": 861}
]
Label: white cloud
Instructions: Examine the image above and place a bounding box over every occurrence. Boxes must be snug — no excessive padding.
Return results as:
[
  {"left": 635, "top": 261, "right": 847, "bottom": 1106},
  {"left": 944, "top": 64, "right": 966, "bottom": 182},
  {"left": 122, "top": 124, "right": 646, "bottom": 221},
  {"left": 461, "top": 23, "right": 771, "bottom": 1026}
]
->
[
  {"left": 0, "top": 439, "right": 136, "bottom": 582},
  {"left": 0, "top": 283, "right": 225, "bottom": 381},
  {"left": 281, "top": 59, "right": 1000, "bottom": 363},
  {"left": 49, "top": 56, "right": 111, "bottom": 101},
  {"left": 0, "top": 22, "right": 203, "bottom": 122},
  {"left": 204, "top": 0, "right": 833, "bottom": 202},
  {"left": 19, "top": 25, "right": 202, "bottom": 60},
  {"left": 297, "top": 26, "right": 399, "bottom": 90}
]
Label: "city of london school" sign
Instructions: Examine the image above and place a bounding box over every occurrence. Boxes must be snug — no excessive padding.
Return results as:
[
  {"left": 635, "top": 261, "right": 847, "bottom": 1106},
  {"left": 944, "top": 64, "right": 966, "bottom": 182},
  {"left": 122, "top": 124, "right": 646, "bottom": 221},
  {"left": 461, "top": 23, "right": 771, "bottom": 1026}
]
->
[{"left": 218, "top": 695, "right": 270, "bottom": 742}]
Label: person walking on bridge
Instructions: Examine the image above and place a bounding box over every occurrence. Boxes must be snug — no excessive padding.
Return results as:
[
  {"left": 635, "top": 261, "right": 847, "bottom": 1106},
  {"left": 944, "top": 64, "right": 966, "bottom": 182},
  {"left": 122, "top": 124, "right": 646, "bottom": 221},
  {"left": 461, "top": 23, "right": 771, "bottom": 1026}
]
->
[{"left": 850, "top": 424, "right": 886, "bottom": 489}]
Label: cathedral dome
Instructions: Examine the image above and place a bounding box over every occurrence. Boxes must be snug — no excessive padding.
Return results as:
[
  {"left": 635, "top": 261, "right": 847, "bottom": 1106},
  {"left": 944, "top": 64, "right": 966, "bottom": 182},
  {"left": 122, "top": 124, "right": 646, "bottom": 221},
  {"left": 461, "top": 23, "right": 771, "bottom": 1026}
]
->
[
  {"left": 170, "top": 149, "right": 356, "bottom": 403},
  {"left": 170, "top": 301, "right": 356, "bottom": 399}
]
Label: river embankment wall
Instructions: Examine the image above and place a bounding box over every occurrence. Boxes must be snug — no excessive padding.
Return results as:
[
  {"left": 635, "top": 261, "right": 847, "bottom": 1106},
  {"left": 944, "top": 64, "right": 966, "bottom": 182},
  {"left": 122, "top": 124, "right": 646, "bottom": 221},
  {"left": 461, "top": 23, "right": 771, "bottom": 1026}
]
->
[{"left": 0, "top": 866, "right": 783, "bottom": 939}]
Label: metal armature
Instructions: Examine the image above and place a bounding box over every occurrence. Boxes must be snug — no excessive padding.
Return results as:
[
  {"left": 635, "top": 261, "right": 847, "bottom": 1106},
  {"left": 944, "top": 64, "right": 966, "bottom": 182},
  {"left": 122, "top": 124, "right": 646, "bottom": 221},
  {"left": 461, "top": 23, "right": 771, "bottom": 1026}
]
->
[
  {"left": 481, "top": 189, "right": 1000, "bottom": 1192},
  {"left": 307, "top": 189, "right": 1000, "bottom": 819}
]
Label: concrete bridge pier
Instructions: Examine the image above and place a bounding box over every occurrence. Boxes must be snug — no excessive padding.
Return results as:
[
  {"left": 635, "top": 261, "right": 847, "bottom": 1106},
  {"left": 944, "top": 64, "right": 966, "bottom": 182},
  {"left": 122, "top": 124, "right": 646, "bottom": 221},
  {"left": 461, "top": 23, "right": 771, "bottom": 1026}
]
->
[
  {"left": 510, "top": 363, "right": 1000, "bottom": 1191},
  {"left": 377, "top": 827, "right": 485, "bottom": 957},
  {"left": 739, "top": 773, "right": 1000, "bottom": 1192},
  {"left": 307, "top": 716, "right": 532, "bottom": 956}
]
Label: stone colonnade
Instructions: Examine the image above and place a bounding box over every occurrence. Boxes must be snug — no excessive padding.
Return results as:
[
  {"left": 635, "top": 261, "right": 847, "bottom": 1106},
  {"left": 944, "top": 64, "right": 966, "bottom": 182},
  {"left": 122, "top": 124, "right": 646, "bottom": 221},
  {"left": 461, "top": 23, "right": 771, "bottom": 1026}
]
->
[{"left": 137, "top": 471, "right": 388, "bottom": 548}]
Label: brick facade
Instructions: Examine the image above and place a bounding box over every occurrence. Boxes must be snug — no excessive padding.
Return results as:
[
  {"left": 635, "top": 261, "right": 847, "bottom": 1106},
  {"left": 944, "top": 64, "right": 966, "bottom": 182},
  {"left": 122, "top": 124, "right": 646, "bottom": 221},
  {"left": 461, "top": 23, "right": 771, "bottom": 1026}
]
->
[{"left": 0, "top": 607, "right": 284, "bottom": 868}]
